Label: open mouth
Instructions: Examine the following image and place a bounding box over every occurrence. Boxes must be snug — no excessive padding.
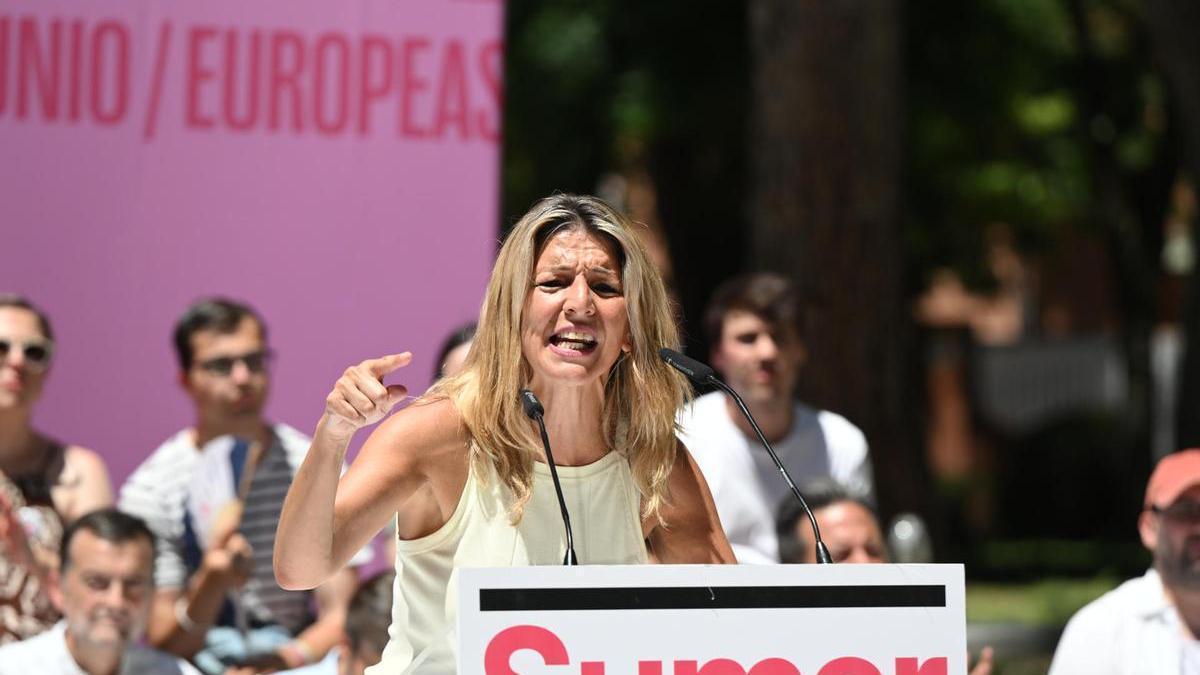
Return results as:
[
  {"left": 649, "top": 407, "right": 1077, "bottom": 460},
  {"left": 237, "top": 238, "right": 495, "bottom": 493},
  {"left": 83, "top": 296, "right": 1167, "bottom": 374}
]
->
[{"left": 549, "top": 330, "right": 599, "bottom": 354}]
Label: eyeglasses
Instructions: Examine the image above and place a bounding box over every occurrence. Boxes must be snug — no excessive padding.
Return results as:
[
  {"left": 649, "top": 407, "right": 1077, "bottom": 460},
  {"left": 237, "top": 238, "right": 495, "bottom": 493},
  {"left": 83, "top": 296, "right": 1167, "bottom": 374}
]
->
[
  {"left": 1151, "top": 501, "right": 1200, "bottom": 524},
  {"left": 194, "top": 350, "right": 271, "bottom": 376},
  {"left": 0, "top": 338, "right": 54, "bottom": 371}
]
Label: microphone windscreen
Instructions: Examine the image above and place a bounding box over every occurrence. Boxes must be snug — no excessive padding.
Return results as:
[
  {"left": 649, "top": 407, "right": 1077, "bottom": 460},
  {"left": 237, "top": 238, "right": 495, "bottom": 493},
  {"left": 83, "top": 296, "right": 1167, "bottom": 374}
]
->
[
  {"left": 658, "top": 348, "right": 715, "bottom": 383},
  {"left": 519, "top": 389, "right": 545, "bottom": 418}
]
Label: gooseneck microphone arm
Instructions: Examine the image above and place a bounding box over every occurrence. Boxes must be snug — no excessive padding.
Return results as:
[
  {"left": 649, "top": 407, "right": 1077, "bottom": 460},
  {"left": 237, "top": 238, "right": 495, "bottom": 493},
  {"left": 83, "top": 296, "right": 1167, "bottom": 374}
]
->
[
  {"left": 520, "top": 389, "right": 579, "bottom": 565},
  {"left": 659, "top": 348, "right": 834, "bottom": 564}
]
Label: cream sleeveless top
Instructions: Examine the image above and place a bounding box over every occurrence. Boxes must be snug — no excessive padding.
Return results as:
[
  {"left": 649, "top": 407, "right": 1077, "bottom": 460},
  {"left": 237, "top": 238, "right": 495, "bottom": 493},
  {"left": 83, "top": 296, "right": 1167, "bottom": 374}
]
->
[{"left": 368, "top": 449, "right": 648, "bottom": 674}]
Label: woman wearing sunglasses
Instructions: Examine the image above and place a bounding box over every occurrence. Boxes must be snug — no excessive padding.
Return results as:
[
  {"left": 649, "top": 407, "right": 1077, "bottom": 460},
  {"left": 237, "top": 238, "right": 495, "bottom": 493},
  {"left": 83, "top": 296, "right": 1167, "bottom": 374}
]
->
[{"left": 0, "top": 295, "right": 113, "bottom": 645}]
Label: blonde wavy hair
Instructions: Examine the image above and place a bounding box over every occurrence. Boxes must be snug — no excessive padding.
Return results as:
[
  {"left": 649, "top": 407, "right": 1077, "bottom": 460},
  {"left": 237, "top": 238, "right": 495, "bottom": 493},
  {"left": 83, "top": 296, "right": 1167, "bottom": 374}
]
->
[{"left": 425, "top": 194, "right": 690, "bottom": 523}]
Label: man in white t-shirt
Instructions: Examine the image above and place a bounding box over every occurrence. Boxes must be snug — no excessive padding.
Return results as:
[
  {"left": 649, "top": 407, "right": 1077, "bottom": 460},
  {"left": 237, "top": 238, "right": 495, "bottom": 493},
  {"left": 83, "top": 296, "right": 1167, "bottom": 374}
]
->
[
  {"left": 677, "top": 273, "right": 873, "bottom": 564},
  {"left": 118, "top": 298, "right": 360, "bottom": 674},
  {"left": 0, "top": 509, "right": 199, "bottom": 675},
  {"left": 1050, "top": 449, "right": 1200, "bottom": 674}
]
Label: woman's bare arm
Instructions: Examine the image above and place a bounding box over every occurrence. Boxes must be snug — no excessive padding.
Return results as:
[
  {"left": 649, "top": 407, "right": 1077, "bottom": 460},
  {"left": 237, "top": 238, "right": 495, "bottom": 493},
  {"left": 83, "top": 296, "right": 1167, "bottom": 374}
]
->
[
  {"left": 646, "top": 441, "right": 736, "bottom": 564},
  {"left": 59, "top": 446, "right": 114, "bottom": 521},
  {"left": 275, "top": 353, "right": 461, "bottom": 589}
]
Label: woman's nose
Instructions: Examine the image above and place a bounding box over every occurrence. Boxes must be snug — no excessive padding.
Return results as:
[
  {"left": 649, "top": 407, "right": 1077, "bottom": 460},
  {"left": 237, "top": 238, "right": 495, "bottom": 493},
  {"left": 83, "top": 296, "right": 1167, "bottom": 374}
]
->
[{"left": 563, "top": 276, "right": 595, "bottom": 316}]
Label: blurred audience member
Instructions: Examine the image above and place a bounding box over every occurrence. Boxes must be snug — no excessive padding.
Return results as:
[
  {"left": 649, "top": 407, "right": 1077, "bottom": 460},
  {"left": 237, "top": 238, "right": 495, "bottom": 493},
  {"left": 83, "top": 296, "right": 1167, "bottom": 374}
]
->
[
  {"left": 277, "top": 571, "right": 394, "bottom": 675},
  {"left": 677, "top": 273, "right": 873, "bottom": 563},
  {"left": 118, "top": 298, "right": 359, "bottom": 673},
  {"left": 433, "top": 323, "right": 476, "bottom": 380},
  {"left": 776, "top": 479, "right": 885, "bottom": 565},
  {"left": 776, "top": 481, "right": 994, "bottom": 675},
  {"left": 1051, "top": 449, "right": 1200, "bottom": 673},
  {"left": 0, "top": 508, "right": 198, "bottom": 674},
  {"left": 0, "top": 295, "right": 113, "bottom": 644}
]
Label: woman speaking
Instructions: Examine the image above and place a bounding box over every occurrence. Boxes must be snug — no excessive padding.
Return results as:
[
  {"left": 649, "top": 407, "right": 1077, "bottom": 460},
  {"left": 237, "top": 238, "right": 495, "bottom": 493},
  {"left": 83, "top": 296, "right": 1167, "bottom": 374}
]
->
[{"left": 274, "top": 194, "right": 734, "bottom": 672}]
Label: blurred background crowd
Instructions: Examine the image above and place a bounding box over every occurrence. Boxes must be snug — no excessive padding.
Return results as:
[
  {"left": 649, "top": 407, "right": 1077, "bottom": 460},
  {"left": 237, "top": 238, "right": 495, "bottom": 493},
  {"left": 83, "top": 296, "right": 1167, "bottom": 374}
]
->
[
  {"left": 5, "top": 0, "right": 1200, "bottom": 672},
  {"left": 502, "top": 0, "right": 1200, "bottom": 667}
]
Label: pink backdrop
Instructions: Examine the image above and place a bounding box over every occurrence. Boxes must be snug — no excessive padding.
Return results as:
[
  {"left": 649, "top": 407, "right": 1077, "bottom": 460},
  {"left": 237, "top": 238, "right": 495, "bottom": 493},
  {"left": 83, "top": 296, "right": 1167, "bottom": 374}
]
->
[{"left": 0, "top": 2, "right": 503, "bottom": 491}]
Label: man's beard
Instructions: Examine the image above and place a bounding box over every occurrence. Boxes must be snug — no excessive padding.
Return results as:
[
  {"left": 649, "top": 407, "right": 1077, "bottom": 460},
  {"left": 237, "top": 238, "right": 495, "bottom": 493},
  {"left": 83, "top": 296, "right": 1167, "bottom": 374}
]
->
[
  {"left": 71, "top": 609, "right": 137, "bottom": 647},
  {"left": 1158, "top": 535, "right": 1200, "bottom": 590}
]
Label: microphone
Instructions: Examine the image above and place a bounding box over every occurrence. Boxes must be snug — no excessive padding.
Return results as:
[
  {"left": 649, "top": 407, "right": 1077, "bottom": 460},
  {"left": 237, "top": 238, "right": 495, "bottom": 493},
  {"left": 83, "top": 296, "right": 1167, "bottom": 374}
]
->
[
  {"left": 659, "top": 348, "right": 834, "bottom": 564},
  {"left": 519, "top": 389, "right": 578, "bottom": 565},
  {"left": 659, "top": 347, "right": 715, "bottom": 382},
  {"left": 520, "top": 389, "right": 544, "bottom": 418}
]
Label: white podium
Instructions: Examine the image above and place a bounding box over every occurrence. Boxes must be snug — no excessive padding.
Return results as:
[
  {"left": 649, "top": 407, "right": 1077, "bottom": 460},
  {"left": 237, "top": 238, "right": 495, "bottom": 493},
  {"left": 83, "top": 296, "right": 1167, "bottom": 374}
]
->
[{"left": 458, "top": 564, "right": 966, "bottom": 674}]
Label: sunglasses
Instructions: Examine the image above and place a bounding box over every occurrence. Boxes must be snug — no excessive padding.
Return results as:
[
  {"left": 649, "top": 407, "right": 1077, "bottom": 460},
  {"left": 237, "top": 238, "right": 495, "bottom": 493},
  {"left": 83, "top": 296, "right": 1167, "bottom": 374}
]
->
[
  {"left": 1151, "top": 501, "right": 1200, "bottom": 524},
  {"left": 194, "top": 350, "right": 271, "bottom": 377},
  {"left": 0, "top": 338, "right": 54, "bottom": 371}
]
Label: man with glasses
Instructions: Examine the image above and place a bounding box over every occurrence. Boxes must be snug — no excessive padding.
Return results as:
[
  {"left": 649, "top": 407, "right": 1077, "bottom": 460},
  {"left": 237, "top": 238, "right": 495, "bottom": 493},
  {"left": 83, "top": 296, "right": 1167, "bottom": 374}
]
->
[
  {"left": 1050, "top": 449, "right": 1200, "bottom": 673},
  {"left": 119, "top": 298, "right": 359, "bottom": 674}
]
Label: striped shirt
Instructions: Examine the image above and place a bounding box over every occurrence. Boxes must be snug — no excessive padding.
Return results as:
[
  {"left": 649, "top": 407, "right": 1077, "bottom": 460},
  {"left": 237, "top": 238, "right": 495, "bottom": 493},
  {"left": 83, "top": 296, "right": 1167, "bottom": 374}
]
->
[{"left": 119, "top": 424, "right": 323, "bottom": 634}]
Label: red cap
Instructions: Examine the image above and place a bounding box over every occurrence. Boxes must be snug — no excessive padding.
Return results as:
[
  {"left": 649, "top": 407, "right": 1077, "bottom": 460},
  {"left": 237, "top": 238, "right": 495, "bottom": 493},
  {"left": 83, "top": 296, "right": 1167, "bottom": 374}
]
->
[{"left": 1145, "top": 449, "right": 1200, "bottom": 509}]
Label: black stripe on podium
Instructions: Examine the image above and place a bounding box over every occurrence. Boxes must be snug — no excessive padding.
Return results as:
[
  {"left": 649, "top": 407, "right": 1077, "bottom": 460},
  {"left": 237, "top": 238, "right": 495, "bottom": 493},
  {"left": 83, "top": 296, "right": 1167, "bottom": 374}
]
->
[{"left": 479, "top": 585, "right": 945, "bottom": 612}]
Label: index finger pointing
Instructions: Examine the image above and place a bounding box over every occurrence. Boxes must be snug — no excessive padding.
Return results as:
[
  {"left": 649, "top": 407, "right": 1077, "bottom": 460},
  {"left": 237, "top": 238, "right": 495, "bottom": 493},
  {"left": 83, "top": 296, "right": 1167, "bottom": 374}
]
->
[{"left": 367, "top": 352, "right": 413, "bottom": 377}]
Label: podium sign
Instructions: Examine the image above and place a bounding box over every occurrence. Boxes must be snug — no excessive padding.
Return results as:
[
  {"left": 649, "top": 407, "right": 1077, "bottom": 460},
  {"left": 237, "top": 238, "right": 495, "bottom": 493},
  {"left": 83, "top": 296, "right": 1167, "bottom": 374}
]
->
[{"left": 459, "top": 564, "right": 966, "bottom": 675}]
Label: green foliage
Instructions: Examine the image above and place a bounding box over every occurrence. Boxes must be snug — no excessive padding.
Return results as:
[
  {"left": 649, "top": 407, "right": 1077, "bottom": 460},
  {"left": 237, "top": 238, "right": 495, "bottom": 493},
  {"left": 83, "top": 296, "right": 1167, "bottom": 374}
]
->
[
  {"left": 906, "top": 0, "right": 1170, "bottom": 289},
  {"left": 503, "top": 0, "right": 1174, "bottom": 333},
  {"left": 502, "top": 2, "right": 613, "bottom": 222},
  {"left": 1012, "top": 92, "right": 1076, "bottom": 136},
  {"left": 502, "top": 1, "right": 749, "bottom": 337},
  {"left": 967, "top": 575, "right": 1119, "bottom": 626},
  {"left": 502, "top": 1, "right": 747, "bottom": 232}
]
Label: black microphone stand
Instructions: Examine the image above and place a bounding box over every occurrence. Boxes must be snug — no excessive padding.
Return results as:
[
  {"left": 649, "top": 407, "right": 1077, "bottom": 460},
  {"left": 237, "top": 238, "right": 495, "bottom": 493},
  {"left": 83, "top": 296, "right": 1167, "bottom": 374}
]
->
[
  {"left": 520, "top": 390, "right": 579, "bottom": 565},
  {"left": 706, "top": 378, "right": 833, "bottom": 564},
  {"left": 660, "top": 348, "right": 833, "bottom": 564}
]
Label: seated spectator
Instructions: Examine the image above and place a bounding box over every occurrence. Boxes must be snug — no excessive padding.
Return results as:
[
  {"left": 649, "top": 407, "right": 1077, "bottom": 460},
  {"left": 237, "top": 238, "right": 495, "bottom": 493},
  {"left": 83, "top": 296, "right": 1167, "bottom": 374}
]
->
[
  {"left": 277, "top": 571, "right": 394, "bottom": 675},
  {"left": 775, "top": 479, "right": 885, "bottom": 565},
  {"left": 0, "top": 295, "right": 113, "bottom": 644},
  {"left": 1050, "top": 449, "right": 1200, "bottom": 673},
  {"left": 118, "top": 298, "right": 363, "bottom": 673},
  {"left": 776, "top": 481, "right": 993, "bottom": 674},
  {"left": 0, "top": 508, "right": 198, "bottom": 674},
  {"left": 676, "top": 273, "right": 873, "bottom": 563},
  {"left": 433, "top": 322, "right": 476, "bottom": 381}
]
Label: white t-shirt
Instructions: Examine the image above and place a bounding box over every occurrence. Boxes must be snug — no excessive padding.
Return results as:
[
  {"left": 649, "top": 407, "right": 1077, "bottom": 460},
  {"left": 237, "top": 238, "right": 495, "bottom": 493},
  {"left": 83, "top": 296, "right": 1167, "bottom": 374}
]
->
[
  {"left": 676, "top": 392, "right": 874, "bottom": 564},
  {"left": 0, "top": 622, "right": 200, "bottom": 675},
  {"left": 1050, "top": 568, "right": 1200, "bottom": 675}
]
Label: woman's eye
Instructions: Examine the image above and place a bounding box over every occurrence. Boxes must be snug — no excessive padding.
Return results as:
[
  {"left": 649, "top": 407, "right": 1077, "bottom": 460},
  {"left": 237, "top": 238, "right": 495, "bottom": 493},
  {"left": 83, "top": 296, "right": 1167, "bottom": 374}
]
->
[
  {"left": 592, "top": 283, "right": 620, "bottom": 295},
  {"left": 537, "top": 279, "right": 564, "bottom": 289}
]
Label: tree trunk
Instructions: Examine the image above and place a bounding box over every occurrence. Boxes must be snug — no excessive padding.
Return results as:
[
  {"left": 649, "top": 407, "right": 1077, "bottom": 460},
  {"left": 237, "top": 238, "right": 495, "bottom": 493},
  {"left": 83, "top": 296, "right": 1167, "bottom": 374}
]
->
[{"left": 747, "top": 0, "right": 923, "bottom": 521}]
